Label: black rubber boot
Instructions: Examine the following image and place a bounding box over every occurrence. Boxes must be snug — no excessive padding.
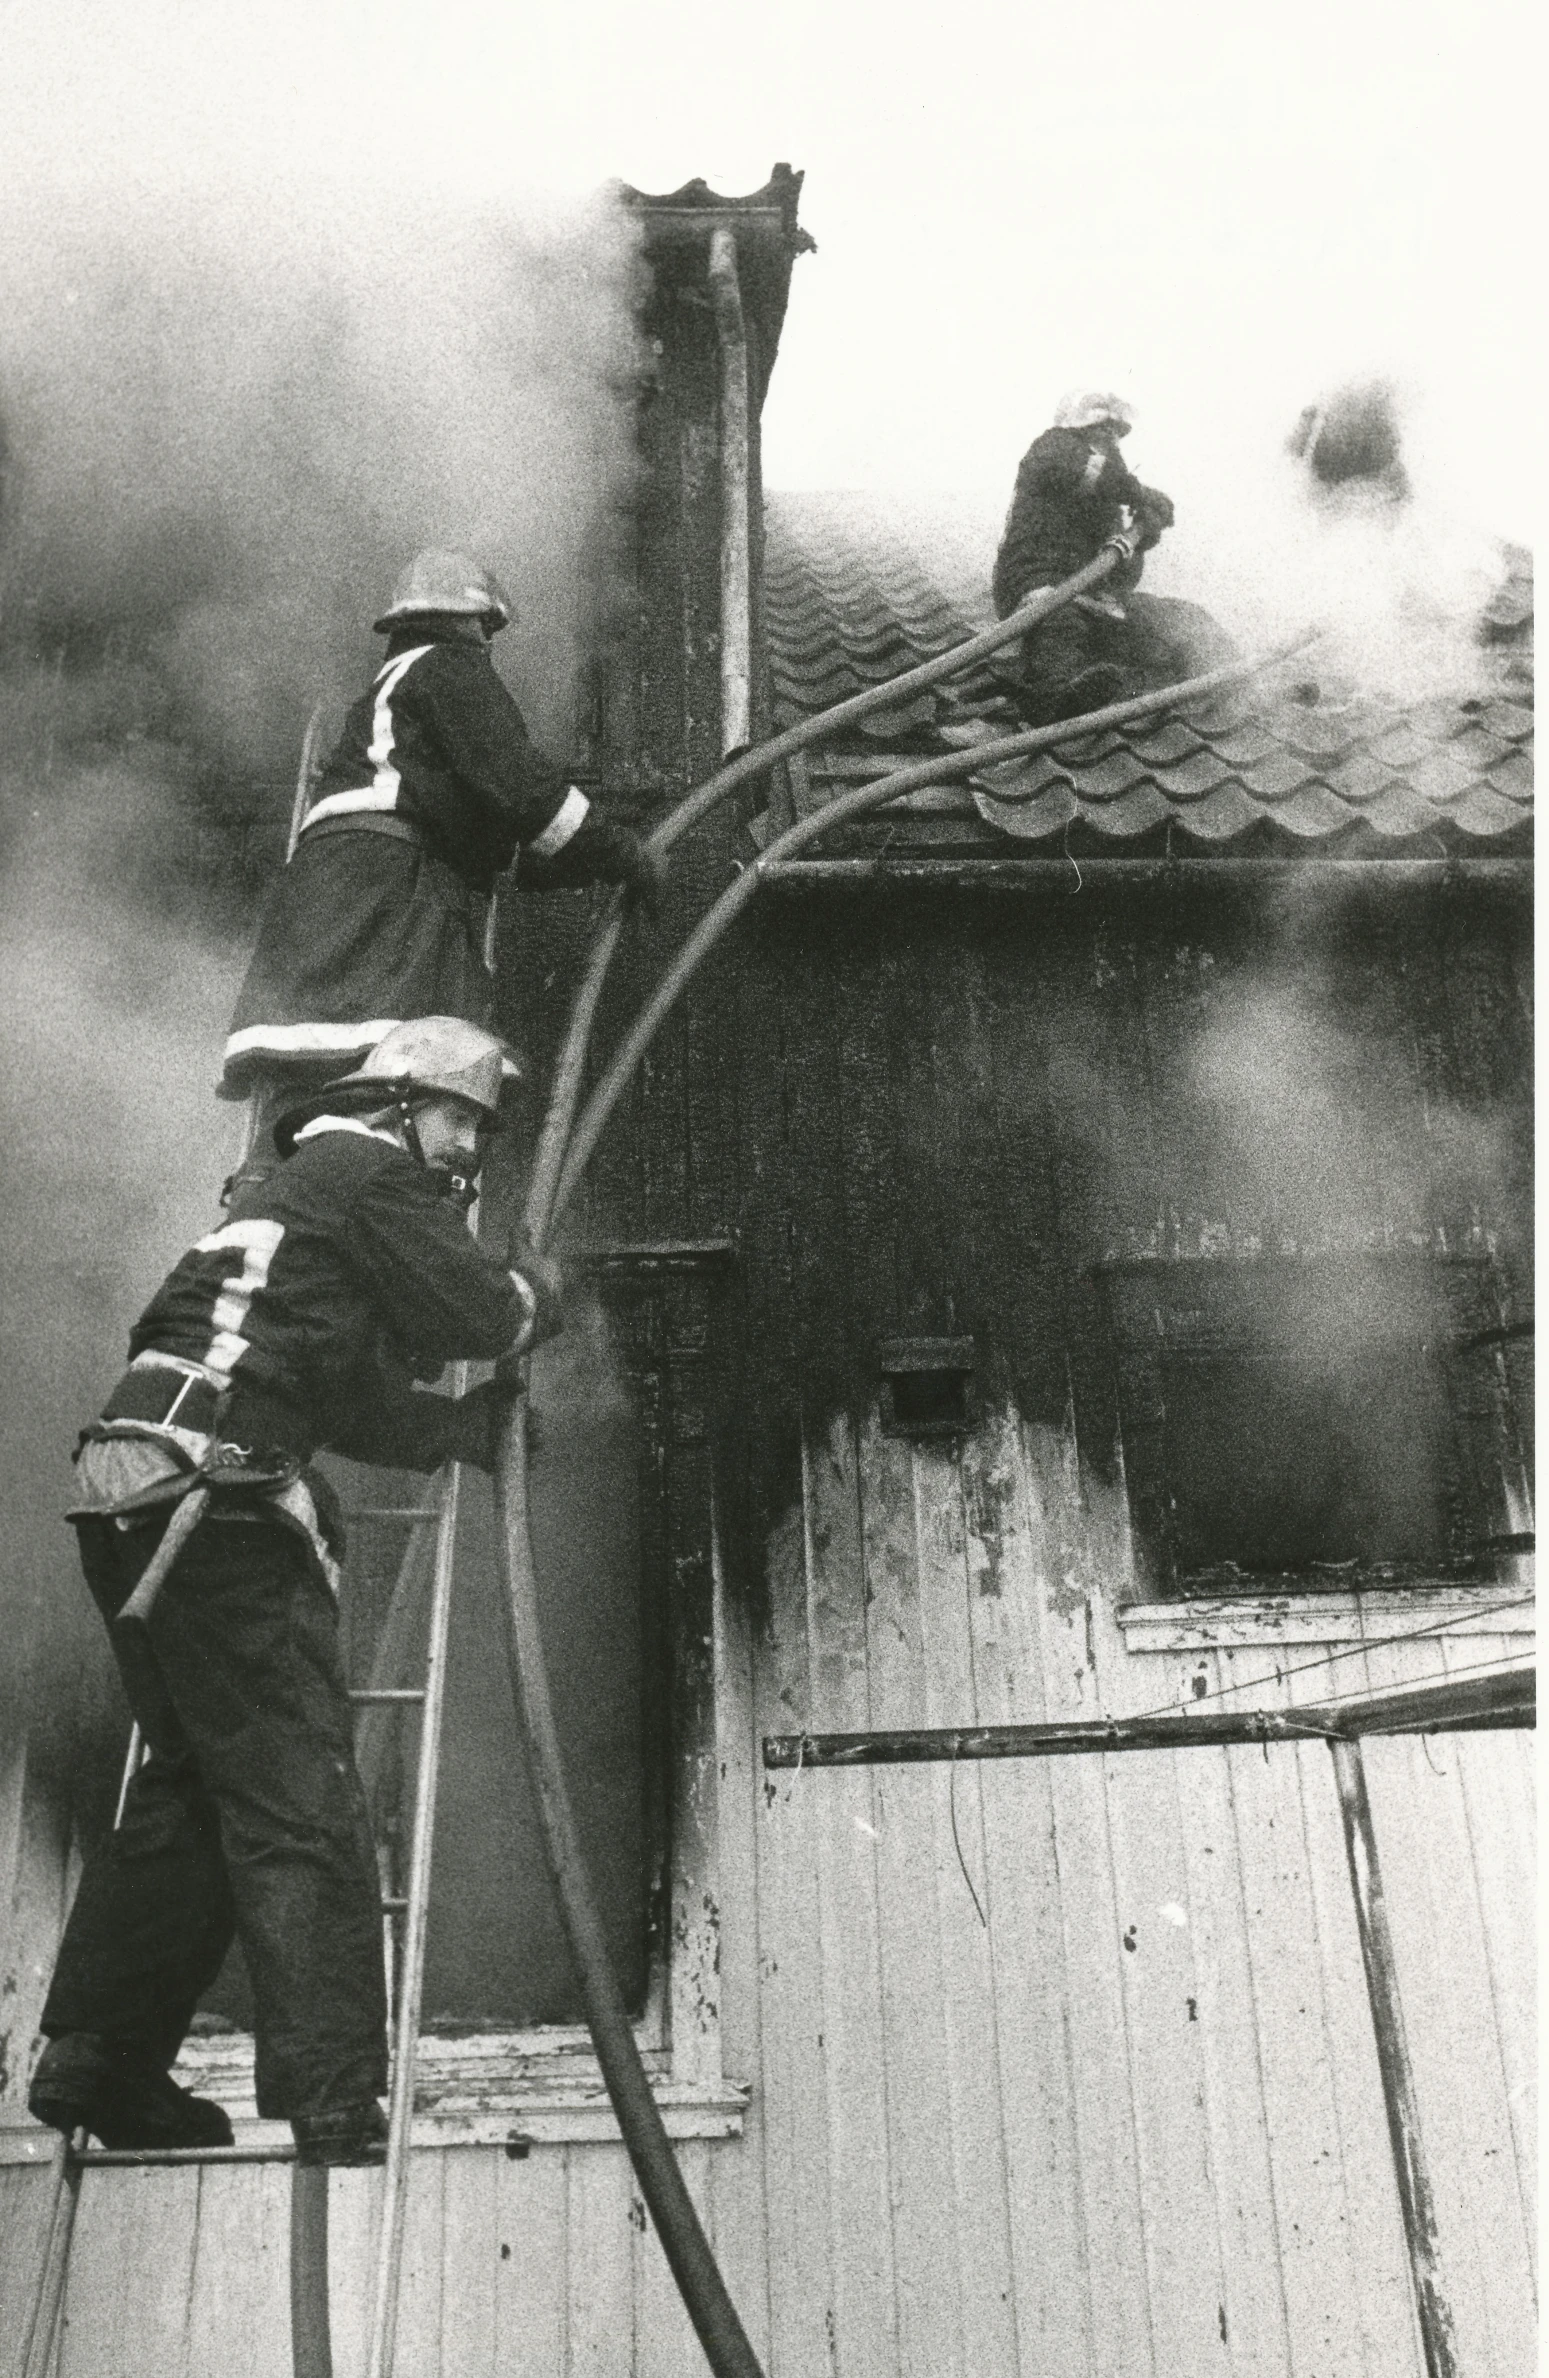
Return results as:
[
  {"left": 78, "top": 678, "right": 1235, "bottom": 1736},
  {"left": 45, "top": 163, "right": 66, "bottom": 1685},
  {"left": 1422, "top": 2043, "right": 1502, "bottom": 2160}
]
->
[
  {"left": 291, "top": 2100, "right": 389, "bottom": 2167},
  {"left": 29, "top": 2034, "right": 234, "bottom": 2150}
]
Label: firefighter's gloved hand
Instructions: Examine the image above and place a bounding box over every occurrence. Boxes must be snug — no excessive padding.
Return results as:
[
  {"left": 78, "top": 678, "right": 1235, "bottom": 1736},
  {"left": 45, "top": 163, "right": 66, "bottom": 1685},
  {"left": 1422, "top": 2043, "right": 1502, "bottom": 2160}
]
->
[
  {"left": 522, "top": 814, "right": 666, "bottom": 915},
  {"left": 1102, "top": 527, "right": 1139, "bottom": 564},
  {"left": 591, "top": 819, "right": 666, "bottom": 915},
  {"left": 504, "top": 1248, "right": 564, "bottom": 1363},
  {"left": 1134, "top": 488, "right": 1175, "bottom": 548}
]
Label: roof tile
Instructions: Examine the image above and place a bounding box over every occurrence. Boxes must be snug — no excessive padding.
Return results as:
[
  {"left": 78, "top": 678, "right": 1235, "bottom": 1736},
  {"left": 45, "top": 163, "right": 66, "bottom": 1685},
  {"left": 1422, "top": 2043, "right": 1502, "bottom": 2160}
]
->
[
  {"left": 1478, "top": 699, "right": 1534, "bottom": 744},
  {"left": 1175, "top": 783, "right": 1266, "bottom": 842},
  {"left": 1326, "top": 751, "right": 1404, "bottom": 805},
  {"left": 1124, "top": 717, "right": 1205, "bottom": 765},
  {"left": 1197, "top": 722, "right": 1281, "bottom": 767},
  {"left": 1407, "top": 696, "right": 1474, "bottom": 746},
  {"left": 974, "top": 752, "right": 1073, "bottom": 800},
  {"left": 1484, "top": 752, "right": 1534, "bottom": 802},
  {"left": 1081, "top": 783, "right": 1176, "bottom": 837},
  {"left": 1275, "top": 708, "right": 1360, "bottom": 758},
  {"left": 1074, "top": 750, "right": 1151, "bottom": 801},
  {"left": 1360, "top": 785, "right": 1442, "bottom": 840},
  {"left": 1371, "top": 724, "right": 1432, "bottom": 772},
  {"left": 1445, "top": 725, "right": 1512, "bottom": 774},
  {"left": 1272, "top": 783, "right": 1358, "bottom": 838},
  {"left": 1405, "top": 748, "right": 1484, "bottom": 806},
  {"left": 1448, "top": 787, "right": 1530, "bottom": 839},
  {"left": 971, "top": 781, "right": 1079, "bottom": 839},
  {"left": 1481, "top": 571, "right": 1533, "bottom": 632},
  {"left": 761, "top": 494, "right": 1531, "bottom": 855},
  {"left": 1238, "top": 751, "right": 1317, "bottom": 801},
  {"left": 1149, "top": 748, "right": 1235, "bottom": 801}
]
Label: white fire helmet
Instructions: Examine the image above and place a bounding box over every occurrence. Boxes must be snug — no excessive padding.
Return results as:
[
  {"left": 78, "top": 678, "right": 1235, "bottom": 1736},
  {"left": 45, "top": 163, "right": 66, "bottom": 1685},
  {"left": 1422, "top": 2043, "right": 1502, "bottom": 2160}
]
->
[
  {"left": 373, "top": 550, "right": 514, "bottom": 635},
  {"left": 274, "top": 1018, "right": 522, "bottom": 1152},
  {"left": 1053, "top": 391, "right": 1135, "bottom": 434},
  {"left": 346, "top": 1017, "right": 521, "bottom": 1116}
]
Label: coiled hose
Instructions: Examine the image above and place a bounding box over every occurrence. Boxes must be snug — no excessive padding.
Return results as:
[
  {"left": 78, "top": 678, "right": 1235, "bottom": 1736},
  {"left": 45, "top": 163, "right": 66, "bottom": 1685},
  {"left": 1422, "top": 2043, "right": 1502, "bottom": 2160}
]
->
[{"left": 493, "top": 550, "right": 1312, "bottom": 2375}]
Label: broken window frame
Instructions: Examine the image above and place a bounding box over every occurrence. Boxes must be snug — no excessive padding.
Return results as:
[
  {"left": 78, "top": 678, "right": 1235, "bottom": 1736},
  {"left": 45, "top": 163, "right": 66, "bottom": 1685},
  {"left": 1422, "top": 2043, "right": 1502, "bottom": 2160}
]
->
[{"left": 1099, "top": 1250, "right": 1533, "bottom": 1606}]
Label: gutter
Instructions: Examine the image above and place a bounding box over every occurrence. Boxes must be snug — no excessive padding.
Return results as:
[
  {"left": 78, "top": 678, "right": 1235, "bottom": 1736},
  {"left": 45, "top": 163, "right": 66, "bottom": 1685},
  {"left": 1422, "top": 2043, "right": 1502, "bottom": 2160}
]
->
[
  {"left": 759, "top": 855, "right": 1530, "bottom": 889},
  {"left": 707, "top": 226, "right": 752, "bottom": 755}
]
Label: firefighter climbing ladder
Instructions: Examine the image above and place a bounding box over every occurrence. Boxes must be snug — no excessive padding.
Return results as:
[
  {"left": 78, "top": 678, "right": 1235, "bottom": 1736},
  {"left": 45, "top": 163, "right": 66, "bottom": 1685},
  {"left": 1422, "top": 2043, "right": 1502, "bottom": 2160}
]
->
[
  {"left": 20, "top": 712, "right": 473, "bottom": 2378},
  {"left": 23, "top": 552, "right": 1348, "bottom": 2378}
]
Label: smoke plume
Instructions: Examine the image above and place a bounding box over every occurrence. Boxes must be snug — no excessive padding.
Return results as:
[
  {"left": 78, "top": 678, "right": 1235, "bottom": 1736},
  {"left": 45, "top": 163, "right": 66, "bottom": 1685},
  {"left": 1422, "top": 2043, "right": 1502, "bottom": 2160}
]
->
[
  {"left": 0, "top": 178, "right": 644, "bottom": 764},
  {"left": 0, "top": 81, "right": 645, "bottom": 2070}
]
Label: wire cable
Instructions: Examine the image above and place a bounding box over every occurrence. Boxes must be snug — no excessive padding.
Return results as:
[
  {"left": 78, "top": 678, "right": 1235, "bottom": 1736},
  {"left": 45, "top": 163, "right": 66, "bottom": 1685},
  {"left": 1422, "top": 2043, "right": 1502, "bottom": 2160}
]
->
[
  {"left": 1248, "top": 1648, "right": 1536, "bottom": 1737},
  {"left": 1125, "top": 1590, "right": 1535, "bottom": 1728},
  {"left": 947, "top": 1749, "right": 988, "bottom": 1927}
]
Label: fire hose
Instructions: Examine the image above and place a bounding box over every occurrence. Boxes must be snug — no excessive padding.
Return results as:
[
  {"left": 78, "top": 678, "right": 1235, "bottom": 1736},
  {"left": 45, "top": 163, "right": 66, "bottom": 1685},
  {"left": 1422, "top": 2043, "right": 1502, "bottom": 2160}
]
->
[{"left": 490, "top": 534, "right": 1316, "bottom": 2376}]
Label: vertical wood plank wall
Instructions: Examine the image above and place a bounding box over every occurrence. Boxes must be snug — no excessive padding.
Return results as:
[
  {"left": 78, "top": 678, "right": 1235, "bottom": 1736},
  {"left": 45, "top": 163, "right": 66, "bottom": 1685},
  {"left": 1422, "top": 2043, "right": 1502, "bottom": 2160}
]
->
[{"left": 1, "top": 884, "right": 1533, "bottom": 2375}]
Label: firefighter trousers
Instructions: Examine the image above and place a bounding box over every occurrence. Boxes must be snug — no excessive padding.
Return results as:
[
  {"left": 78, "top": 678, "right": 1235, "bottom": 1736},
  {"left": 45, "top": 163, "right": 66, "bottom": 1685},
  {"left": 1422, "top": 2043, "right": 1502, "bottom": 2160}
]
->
[
  {"left": 1014, "top": 591, "right": 1231, "bottom": 725},
  {"left": 42, "top": 1515, "right": 388, "bottom": 2120}
]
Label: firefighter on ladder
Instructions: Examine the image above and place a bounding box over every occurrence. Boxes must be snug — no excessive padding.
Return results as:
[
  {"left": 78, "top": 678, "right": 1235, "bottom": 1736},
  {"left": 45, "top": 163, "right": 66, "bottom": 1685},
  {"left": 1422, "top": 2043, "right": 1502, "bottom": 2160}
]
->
[
  {"left": 29, "top": 1018, "right": 555, "bottom": 2167},
  {"left": 221, "top": 549, "right": 663, "bottom": 1168}
]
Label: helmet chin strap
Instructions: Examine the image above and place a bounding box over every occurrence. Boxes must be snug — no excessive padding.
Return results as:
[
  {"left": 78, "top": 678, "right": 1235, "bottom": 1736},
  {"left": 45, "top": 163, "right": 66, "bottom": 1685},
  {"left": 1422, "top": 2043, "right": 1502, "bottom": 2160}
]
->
[
  {"left": 398, "top": 1096, "right": 479, "bottom": 1208},
  {"left": 397, "top": 1096, "right": 429, "bottom": 1170}
]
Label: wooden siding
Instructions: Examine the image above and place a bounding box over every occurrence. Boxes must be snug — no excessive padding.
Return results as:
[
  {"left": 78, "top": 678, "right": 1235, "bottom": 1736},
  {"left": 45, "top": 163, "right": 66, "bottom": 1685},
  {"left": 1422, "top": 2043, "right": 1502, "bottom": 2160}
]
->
[{"left": 746, "top": 1403, "right": 1535, "bottom": 2378}]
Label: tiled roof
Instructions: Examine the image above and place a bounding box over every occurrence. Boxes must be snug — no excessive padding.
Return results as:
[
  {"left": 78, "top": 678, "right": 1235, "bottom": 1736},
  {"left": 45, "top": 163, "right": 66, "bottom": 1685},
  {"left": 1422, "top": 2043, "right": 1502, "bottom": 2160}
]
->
[{"left": 762, "top": 494, "right": 1532, "bottom": 854}]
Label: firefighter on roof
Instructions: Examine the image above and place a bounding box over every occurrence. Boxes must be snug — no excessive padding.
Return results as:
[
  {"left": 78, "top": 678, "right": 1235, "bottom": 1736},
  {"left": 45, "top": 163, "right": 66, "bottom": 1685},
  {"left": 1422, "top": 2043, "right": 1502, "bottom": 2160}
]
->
[
  {"left": 1288, "top": 380, "right": 1409, "bottom": 506},
  {"left": 222, "top": 548, "right": 663, "bottom": 1144},
  {"left": 30, "top": 1018, "right": 556, "bottom": 2167},
  {"left": 992, "top": 391, "right": 1186, "bottom": 724}
]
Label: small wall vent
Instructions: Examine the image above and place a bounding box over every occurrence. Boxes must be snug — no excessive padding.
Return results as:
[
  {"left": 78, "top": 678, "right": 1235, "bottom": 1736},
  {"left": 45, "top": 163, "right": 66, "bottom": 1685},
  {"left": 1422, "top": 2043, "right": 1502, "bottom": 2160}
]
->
[{"left": 878, "top": 1335, "right": 976, "bottom": 1440}]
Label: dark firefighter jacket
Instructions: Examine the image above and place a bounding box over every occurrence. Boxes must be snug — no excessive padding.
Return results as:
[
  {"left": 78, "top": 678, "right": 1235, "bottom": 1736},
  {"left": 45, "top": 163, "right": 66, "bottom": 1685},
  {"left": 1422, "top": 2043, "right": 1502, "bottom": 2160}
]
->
[
  {"left": 90, "top": 1120, "right": 527, "bottom": 1482},
  {"left": 992, "top": 427, "right": 1174, "bottom": 618},
  {"left": 221, "top": 623, "right": 592, "bottom": 1093},
  {"left": 307, "top": 625, "right": 588, "bottom": 895}
]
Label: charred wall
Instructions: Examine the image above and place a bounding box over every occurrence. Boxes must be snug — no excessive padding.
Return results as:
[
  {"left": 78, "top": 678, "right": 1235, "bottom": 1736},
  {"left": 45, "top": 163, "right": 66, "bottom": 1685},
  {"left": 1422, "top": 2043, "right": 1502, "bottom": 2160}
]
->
[{"left": 530, "top": 871, "right": 1532, "bottom": 1614}]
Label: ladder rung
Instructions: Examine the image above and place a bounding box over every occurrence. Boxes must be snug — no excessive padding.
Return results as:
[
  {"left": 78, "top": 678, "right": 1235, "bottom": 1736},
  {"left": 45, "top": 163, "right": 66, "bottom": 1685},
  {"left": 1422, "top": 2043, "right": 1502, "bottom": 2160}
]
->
[
  {"left": 381, "top": 1897, "right": 409, "bottom": 1914},
  {"left": 349, "top": 1688, "right": 427, "bottom": 1705},
  {"left": 74, "top": 2142, "right": 297, "bottom": 2166},
  {"left": 348, "top": 1506, "right": 442, "bottom": 1522}
]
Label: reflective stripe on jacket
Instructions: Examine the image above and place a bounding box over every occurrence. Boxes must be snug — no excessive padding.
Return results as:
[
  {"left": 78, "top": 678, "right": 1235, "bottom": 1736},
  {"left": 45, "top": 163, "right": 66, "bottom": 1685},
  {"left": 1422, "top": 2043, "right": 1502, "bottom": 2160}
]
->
[{"left": 120, "top": 1122, "right": 523, "bottom": 1466}]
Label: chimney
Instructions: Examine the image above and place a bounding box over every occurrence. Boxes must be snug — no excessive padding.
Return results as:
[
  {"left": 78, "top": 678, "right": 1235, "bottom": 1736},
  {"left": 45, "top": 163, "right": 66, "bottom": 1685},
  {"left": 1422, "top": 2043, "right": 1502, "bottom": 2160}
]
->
[{"left": 588, "top": 166, "right": 811, "bottom": 810}]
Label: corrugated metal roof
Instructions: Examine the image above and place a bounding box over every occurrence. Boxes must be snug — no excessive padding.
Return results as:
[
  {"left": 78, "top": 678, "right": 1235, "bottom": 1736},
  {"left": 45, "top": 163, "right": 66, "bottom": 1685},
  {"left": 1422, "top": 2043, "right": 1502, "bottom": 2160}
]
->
[{"left": 762, "top": 494, "right": 1533, "bottom": 853}]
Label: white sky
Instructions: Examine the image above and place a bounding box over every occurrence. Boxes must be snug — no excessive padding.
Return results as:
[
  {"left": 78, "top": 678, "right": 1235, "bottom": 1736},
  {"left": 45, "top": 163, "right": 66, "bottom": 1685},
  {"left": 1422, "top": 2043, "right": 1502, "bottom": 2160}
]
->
[{"left": 3, "top": 0, "right": 1537, "bottom": 537}]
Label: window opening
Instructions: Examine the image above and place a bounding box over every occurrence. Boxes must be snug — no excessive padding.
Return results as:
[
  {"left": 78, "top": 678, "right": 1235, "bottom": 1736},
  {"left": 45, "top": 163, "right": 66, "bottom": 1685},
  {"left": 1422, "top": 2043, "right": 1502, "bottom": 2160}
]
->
[
  {"left": 1101, "top": 1254, "right": 1529, "bottom": 1599},
  {"left": 879, "top": 1334, "right": 976, "bottom": 1439}
]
